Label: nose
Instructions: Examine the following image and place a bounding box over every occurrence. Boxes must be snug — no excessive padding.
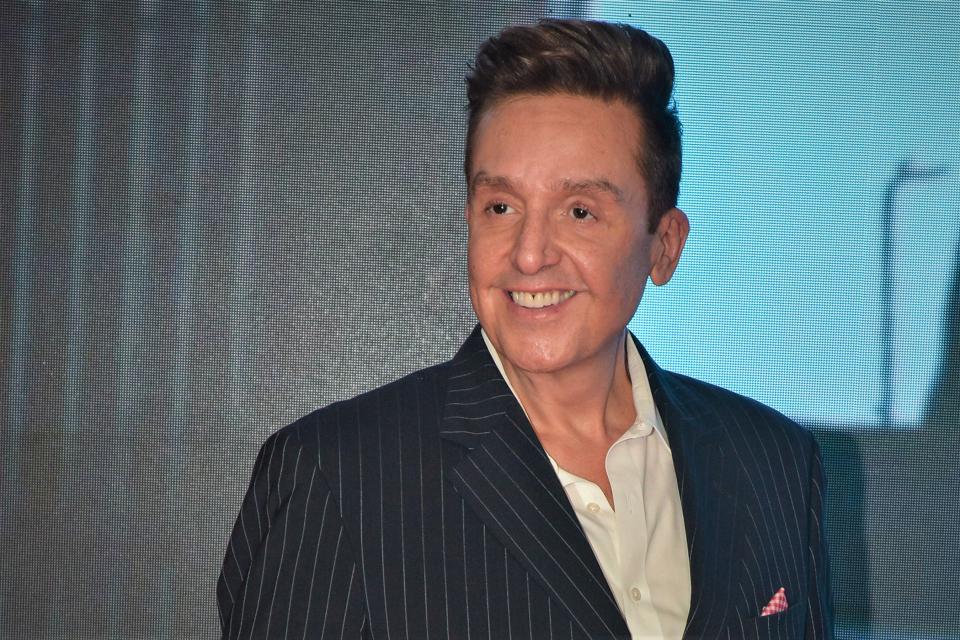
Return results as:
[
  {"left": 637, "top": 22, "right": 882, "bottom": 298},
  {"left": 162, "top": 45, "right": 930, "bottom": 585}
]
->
[{"left": 511, "top": 210, "right": 560, "bottom": 275}]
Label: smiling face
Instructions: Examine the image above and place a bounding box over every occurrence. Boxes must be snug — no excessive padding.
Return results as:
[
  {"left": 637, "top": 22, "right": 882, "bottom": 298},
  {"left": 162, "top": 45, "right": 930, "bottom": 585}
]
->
[{"left": 466, "top": 93, "right": 688, "bottom": 375}]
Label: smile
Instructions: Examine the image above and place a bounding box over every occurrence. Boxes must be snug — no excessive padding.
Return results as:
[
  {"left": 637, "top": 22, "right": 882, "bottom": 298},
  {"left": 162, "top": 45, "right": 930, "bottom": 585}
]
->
[{"left": 509, "top": 290, "right": 577, "bottom": 309}]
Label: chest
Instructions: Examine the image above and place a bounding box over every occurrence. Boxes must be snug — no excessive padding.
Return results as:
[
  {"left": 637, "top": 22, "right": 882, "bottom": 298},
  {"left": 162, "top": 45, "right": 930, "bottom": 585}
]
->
[{"left": 347, "top": 479, "right": 614, "bottom": 639}]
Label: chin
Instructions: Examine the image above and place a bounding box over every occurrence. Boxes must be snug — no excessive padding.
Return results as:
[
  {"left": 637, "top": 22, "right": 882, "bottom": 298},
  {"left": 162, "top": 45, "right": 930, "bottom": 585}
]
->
[{"left": 496, "top": 334, "right": 574, "bottom": 374}]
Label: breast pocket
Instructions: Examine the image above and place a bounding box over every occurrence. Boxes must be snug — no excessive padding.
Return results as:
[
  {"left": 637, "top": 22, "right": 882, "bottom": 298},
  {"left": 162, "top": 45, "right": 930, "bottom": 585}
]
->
[{"left": 717, "top": 602, "right": 805, "bottom": 640}]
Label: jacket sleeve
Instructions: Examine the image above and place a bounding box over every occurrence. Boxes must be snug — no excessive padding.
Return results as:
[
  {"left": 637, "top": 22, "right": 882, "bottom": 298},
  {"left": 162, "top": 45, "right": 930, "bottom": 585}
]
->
[
  {"left": 217, "top": 427, "right": 367, "bottom": 639},
  {"left": 804, "top": 439, "right": 835, "bottom": 639}
]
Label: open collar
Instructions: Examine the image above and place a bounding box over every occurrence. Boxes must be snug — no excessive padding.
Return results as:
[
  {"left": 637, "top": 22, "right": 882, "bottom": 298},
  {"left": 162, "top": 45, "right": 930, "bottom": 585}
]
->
[
  {"left": 439, "top": 325, "right": 742, "bottom": 638},
  {"left": 438, "top": 326, "right": 630, "bottom": 638}
]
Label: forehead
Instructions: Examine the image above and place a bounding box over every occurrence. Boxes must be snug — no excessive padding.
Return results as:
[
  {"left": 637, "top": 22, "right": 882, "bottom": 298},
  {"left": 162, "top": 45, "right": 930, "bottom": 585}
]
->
[{"left": 469, "top": 93, "right": 646, "bottom": 191}]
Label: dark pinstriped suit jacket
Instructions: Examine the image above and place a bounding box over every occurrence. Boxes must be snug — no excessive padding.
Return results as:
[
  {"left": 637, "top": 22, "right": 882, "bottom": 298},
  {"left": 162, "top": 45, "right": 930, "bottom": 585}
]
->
[{"left": 218, "top": 326, "right": 832, "bottom": 639}]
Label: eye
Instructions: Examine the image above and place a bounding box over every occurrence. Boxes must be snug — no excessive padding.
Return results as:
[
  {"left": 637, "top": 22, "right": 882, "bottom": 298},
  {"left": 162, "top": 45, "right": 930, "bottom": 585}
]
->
[
  {"left": 487, "top": 202, "right": 513, "bottom": 215},
  {"left": 570, "top": 206, "right": 595, "bottom": 221}
]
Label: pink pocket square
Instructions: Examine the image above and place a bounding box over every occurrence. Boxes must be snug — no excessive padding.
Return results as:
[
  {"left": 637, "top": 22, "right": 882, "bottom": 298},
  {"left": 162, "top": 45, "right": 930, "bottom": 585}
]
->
[{"left": 760, "top": 587, "right": 788, "bottom": 616}]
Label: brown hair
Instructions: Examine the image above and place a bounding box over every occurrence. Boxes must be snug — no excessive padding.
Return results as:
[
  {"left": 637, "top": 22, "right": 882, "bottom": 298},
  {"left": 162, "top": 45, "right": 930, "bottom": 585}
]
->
[{"left": 465, "top": 19, "right": 682, "bottom": 230}]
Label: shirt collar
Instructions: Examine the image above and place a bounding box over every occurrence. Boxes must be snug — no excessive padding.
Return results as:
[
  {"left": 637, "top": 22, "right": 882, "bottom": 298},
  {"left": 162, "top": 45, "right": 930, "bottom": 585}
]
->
[{"left": 479, "top": 328, "right": 670, "bottom": 454}]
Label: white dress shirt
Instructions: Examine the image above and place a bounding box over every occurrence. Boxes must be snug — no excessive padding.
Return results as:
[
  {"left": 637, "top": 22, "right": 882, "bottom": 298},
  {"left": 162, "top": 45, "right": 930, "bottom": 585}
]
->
[{"left": 481, "top": 330, "right": 691, "bottom": 639}]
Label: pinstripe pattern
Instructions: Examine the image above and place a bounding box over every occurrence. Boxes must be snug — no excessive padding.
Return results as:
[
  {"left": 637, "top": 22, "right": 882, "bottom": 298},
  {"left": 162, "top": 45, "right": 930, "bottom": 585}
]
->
[{"left": 218, "top": 326, "right": 832, "bottom": 638}]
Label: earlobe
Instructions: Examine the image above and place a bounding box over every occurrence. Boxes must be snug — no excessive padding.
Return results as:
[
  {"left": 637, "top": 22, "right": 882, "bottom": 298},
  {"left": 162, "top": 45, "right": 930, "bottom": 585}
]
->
[{"left": 649, "top": 207, "right": 689, "bottom": 286}]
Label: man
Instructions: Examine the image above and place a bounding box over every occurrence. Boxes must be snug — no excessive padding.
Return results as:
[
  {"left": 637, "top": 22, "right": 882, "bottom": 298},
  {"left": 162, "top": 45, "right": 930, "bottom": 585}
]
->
[{"left": 218, "top": 19, "right": 832, "bottom": 639}]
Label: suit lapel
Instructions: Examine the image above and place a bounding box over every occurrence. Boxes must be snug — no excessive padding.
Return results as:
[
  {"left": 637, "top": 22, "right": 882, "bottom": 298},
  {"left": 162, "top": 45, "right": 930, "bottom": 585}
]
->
[
  {"left": 635, "top": 336, "right": 745, "bottom": 637},
  {"left": 439, "top": 327, "right": 629, "bottom": 639}
]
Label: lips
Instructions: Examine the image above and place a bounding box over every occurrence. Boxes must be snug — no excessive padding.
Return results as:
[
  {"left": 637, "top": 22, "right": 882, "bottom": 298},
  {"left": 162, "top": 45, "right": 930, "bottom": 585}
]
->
[{"left": 509, "top": 290, "right": 577, "bottom": 309}]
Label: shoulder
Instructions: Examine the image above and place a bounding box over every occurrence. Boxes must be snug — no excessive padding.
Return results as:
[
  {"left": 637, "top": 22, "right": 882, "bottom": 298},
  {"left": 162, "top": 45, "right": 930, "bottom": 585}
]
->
[
  {"left": 657, "top": 366, "right": 817, "bottom": 455},
  {"left": 289, "top": 359, "right": 451, "bottom": 430},
  {"left": 634, "top": 335, "right": 814, "bottom": 453},
  {"left": 654, "top": 367, "right": 827, "bottom": 527},
  {"left": 264, "top": 359, "right": 453, "bottom": 469}
]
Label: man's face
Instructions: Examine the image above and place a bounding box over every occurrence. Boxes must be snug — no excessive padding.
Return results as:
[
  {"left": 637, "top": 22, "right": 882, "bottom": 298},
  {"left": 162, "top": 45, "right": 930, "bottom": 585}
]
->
[{"left": 466, "top": 93, "right": 687, "bottom": 375}]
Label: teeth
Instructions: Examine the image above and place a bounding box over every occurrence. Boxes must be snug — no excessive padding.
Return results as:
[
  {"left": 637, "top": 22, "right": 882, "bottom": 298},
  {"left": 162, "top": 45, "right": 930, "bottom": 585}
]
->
[{"left": 509, "top": 290, "right": 576, "bottom": 309}]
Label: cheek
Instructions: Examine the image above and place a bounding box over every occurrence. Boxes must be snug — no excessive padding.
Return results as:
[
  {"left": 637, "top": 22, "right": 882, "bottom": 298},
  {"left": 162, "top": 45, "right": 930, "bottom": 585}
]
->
[
  {"left": 572, "top": 241, "right": 629, "bottom": 285},
  {"left": 590, "top": 241, "right": 650, "bottom": 298},
  {"left": 468, "top": 227, "right": 508, "bottom": 273},
  {"left": 467, "top": 235, "right": 498, "bottom": 293},
  {"left": 466, "top": 237, "right": 485, "bottom": 279}
]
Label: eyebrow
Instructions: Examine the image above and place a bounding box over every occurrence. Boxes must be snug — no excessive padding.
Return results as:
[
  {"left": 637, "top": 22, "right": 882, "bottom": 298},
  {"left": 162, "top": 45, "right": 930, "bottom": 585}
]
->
[
  {"left": 470, "top": 172, "right": 515, "bottom": 194},
  {"left": 469, "top": 171, "right": 625, "bottom": 203},
  {"left": 557, "top": 178, "right": 626, "bottom": 203}
]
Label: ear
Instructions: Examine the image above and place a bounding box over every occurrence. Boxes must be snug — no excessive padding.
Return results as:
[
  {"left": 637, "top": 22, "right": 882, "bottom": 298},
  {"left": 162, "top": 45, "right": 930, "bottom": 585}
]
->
[{"left": 649, "top": 207, "right": 689, "bottom": 286}]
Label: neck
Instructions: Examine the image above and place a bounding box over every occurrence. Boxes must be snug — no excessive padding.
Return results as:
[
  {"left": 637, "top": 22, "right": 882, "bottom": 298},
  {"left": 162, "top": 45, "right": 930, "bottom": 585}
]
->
[{"left": 499, "top": 332, "right": 636, "bottom": 443}]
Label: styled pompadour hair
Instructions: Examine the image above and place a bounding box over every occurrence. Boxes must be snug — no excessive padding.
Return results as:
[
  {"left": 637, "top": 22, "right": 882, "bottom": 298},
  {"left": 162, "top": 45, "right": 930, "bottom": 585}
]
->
[{"left": 465, "top": 19, "right": 682, "bottom": 229}]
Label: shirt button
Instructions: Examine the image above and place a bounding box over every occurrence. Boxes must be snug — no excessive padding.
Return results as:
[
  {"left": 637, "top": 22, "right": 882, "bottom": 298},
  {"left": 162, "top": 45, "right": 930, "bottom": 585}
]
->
[
  {"left": 630, "top": 587, "right": 642, "bottom": 601},
  {"left": 587, "top": 502, "right": 601, "bottom": 513}
]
